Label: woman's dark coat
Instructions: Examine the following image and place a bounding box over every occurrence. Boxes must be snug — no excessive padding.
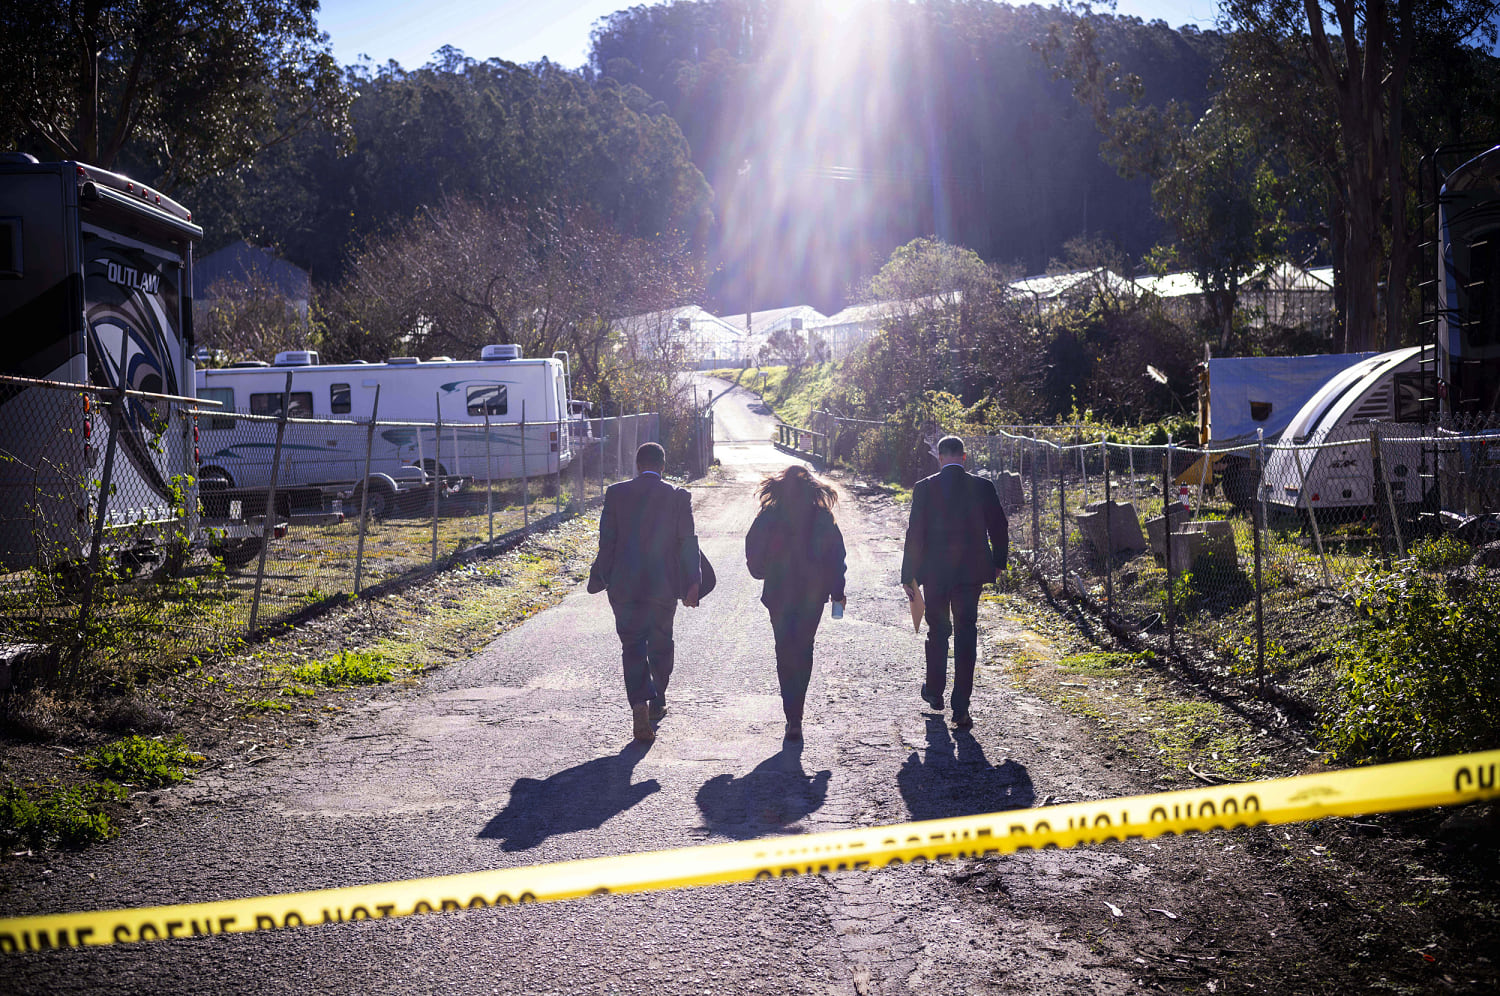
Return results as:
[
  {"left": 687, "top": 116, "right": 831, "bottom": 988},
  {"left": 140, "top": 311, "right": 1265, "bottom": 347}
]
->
[{"left": 745, "top": 504, "right": 847, "bottom": 611}]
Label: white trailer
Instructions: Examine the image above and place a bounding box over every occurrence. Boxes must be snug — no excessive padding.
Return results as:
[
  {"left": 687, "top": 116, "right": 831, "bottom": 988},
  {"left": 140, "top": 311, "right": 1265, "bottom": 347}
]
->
[
  {"left": 194, "top": 346, "right": 581, "bottom": 506},
  {"left": 1262, "top": 345, "right": 1433, "bottom": 515}
]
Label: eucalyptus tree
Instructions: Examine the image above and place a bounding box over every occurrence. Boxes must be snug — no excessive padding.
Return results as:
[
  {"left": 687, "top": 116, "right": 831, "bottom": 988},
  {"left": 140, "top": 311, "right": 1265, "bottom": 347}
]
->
[{"left": 0, "top": 0, "right": 353, "bottom": 191}]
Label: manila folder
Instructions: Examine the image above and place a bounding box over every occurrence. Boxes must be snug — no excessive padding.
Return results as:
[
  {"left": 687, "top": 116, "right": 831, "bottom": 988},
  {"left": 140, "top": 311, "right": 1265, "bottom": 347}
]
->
[{"left": 908, "top": 585, "right": 924, "bottom": 633}]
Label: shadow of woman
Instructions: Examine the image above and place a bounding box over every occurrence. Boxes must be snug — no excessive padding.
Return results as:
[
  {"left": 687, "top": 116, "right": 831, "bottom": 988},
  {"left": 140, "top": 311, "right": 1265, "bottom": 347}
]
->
[
  {"left": 478, "top": 741, "right": 659, "bottom": 851},
  {"left": 695, "top": 743, "right": 831, "bottom": 840},
  {"left": 897, "top": 717, "right": 1034, "bottom": 822}
]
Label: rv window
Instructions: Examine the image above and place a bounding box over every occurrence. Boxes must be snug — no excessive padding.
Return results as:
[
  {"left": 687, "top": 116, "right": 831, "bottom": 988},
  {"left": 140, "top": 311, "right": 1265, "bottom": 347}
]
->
[
  {"left": 199, "top": 387, "right": 235, "bottom": 430},
  {"left": 330, "top": 383, "right": 352, "bottom": 414},
  {"left": 250, "top": 391, "right": 314, "bottom": 418},
  {"left": 1394, "top": 371, "right": 1434, "bottom": 423},
  {"left": 466, "top": 384, "right": 507, "bottom": 416},
  {"left": 1249, "top": 401, "right": 1272, "bottom": 422},
  {"left": 0, "top": 217, "right": 20, "bottom": 278}
]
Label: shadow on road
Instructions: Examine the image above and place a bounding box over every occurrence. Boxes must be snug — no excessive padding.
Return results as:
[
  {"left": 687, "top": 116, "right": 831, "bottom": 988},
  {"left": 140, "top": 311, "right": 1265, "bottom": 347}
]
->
[
  {"left": 897, "top": 716, "right": 1034, "bottom": 821},
  {"left": 695, "top": 743, "right": 831, "bottom": 839},
  {"left": 478, "top": 741, "right": 660, "bottom": 851}
]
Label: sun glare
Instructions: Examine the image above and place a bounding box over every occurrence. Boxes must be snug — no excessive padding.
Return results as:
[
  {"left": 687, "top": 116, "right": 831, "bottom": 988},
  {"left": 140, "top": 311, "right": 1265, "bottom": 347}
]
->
[{"left": 714, "top": 0, "right": 942, "bottom": 308}]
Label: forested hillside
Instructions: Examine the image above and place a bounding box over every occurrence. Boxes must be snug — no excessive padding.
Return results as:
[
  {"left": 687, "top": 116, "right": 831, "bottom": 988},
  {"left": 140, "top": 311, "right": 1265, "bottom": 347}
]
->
[{"left": 591, "top": 1, "right": 1226, "bottom": 311}]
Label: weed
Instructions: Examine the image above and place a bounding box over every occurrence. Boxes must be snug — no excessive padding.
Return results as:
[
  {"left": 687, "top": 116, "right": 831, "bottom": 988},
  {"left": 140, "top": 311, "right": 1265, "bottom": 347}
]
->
[
  {"left": 79, "top": 734, "right": 204, "bottom": 787},
  {"left": 1406, "top": 534, "right": 1472, "bottom": 571},
  {"left": 244, "top": 699, "right": 292, "bottom": 712},
  {"left": 1324, "top": 564, "right": 1500, "bottom": 761},
  {"left": 289, "top": 650, "right": 397, "bottom": 686},
  {"left": 0, "top": 780, "right": 122, "bottom": 849}
]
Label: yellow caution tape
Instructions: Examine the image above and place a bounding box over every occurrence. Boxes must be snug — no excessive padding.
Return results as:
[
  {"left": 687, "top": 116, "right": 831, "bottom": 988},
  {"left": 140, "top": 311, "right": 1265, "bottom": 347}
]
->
[{"left": 3, "top": 749, "right": 1497, "bottom": 952}]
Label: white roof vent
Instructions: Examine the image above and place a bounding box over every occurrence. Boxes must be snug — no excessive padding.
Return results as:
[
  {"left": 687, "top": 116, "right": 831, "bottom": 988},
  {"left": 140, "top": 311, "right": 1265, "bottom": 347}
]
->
[
  {"left": 482, "top": 344, "right": 523, "bottom": 361},
  {"left": 274, "top": 350, "right": 319, "bottom": 366},
  {"left": 387, "top": 356, "right": 419, "bottom": 365}
]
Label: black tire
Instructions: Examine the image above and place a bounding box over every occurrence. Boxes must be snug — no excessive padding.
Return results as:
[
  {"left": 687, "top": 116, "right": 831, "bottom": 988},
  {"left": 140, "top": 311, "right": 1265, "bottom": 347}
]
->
[
  {"left": 354, "top": 475, "right": 396, "bottom": 519},
  {"left": 212, "top": 537, "right": 265, "bottom": 570}
]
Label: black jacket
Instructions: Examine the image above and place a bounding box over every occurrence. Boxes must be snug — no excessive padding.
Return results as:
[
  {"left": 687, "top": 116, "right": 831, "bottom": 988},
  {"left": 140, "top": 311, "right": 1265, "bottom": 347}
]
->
[
  {"left": 745, "top": 504, "right": 846, "bottom": 611},
  {"left": 901, "top": 464, "right": 1008, "bottom": 587},
  {"left": 589, "top": 473, "right": 701, "bottom": 601}
]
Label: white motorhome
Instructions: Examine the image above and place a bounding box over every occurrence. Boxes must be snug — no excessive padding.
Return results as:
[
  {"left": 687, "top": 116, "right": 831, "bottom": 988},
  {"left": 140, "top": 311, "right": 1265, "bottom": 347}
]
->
[
  {"left": 1261, "top": 346, "right": 1433, "bottom": 516},
  {"left": 194, "top": 346, "right": 580, "bottom": 507}
]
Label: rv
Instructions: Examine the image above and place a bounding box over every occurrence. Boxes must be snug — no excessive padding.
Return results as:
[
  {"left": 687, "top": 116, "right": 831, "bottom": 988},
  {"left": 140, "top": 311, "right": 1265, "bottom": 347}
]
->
[
  {"left": 0, "top": 155, "right": 258, "bottom": 572},
  {"left": 1196, "top": 351, "right": 1378, "bottom": 506},
  {"left": 1261, "top": 346, "right": 1434, "bottom": 517},
  {"left": 195, "top": 346, "right": 581, "bottom": 511}
]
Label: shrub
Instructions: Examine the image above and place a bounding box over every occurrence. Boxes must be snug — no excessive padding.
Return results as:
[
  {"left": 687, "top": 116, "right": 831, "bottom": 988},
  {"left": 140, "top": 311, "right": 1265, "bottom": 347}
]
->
[
  {"left": 80, "top": 734, "right": 204, "bottom": 787},
  {"left": 1407, "top": 534, "right": 1473, "bottom": 571},
  {"left": 0, "top": 781, "right": 122, "bottom": 849},
  {"left": 1323, "top": 565, "right": 1500, "bottom": 762},
  {"left": 290, "top": 650, "right": 396, "bottom": 686}
]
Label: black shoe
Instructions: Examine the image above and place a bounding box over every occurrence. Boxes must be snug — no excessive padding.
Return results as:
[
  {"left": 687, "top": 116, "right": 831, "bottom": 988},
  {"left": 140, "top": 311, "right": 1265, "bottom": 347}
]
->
[
  {"left": 920, "top": 684, "right": 944, "bottom": 711},
  {"left": 649, "top": 696, "right": 666, "bottom": 722},
  {"left": 952, "top": 710, "right": 973, "bottom": 730}
]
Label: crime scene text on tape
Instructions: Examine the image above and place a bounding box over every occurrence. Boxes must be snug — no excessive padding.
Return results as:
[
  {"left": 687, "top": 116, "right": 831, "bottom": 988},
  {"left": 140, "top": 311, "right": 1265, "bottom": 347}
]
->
[{"left": 3, "top": 748, "right": 1497, "bottom": 952}]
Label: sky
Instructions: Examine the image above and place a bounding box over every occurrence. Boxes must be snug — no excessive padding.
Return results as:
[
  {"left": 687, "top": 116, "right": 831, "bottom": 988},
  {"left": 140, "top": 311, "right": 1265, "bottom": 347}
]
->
[{"left": 317, "top": 0, "right": 1225, "bottom": 72}]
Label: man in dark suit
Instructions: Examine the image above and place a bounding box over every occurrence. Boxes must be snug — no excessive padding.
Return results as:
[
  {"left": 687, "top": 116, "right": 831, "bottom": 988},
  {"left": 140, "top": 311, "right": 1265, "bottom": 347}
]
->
[
  {"left": 900, "top": 435, "right": 1008, "bottom": 729},
  {"left": 589, "top": 442, "right": 701, "bottom": 742}
]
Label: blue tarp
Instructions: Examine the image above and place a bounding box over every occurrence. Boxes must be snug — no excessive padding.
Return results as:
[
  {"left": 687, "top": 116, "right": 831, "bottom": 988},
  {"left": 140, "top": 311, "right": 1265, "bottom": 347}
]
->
[{"left": 1205, "top": 353, "right": 1378, "bottom": 448}]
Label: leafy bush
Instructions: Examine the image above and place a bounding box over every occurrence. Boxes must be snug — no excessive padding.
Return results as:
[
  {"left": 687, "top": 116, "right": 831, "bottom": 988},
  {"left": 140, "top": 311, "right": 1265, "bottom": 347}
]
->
[
  {"left": 1323, "top": 565, "right": 1500, "bottom": 762},
  {"left": 290, "top": 650, "right": 396, "bottom": 686},
  {"left": 80, "top": 734, "right": 204, "bottom": 787},
  {"left": 0, "top": 780, "right": 122, "bottom": 849},
  {"left": 1407, "top": 534, "right": 1473, "bottom": 571}
]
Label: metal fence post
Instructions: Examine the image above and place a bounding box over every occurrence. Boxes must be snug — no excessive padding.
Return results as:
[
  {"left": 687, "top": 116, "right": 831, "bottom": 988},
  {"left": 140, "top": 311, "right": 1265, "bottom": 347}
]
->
[
  {"left": 1030, "top": 439, "right": 1041, "bottom": 575},
  {"left": 1101, "top": 434, "right": 1114, "bottom": 615},
  {"left": 249, "top": 371, "right": 293, "bottom": 635},
  {"left": 353, "top": 385, "right": 381, "bottom": 596},
  {"left": 75, "top": 380, "right": 126, "bottom": 676},
  {"left": 1254, "top": 429, "right": 1266, "bottom": 696},
  {"left": 1373, "top": 424, "right": 1406, "bottom": 559},
  {"left": 1290, "top": 441, "right": 1332, "bottom": 586},
  {"left": 555, "top": 416, "right": 562, "bottom": 518},
  {"left": 484, "top": 410, "right": 494, "bottom": 544},
  {"left": 432, "top": 393, "right": 442, "bottom": 565},
  {"left": 1058, "top": 449, "right": 1068, "bottom": 593},
  {"left": 521, "top": 401, "right": 529, "bottom": 533},
  {"left": 1164, "top": 440, "right": 1175, "bottom": 655}
]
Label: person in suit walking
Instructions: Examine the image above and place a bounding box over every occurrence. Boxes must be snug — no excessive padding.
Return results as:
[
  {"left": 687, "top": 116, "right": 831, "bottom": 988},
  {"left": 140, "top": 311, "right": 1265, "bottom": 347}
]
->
[
  {"left": 901, "top": 435, "right": 1008, "bottom": 729},
  {"left": 588, "top": 441, "right": 701, "bottom": 742},
  {"left": 745, "top": 465, "right": 847, "bottom": 742}
]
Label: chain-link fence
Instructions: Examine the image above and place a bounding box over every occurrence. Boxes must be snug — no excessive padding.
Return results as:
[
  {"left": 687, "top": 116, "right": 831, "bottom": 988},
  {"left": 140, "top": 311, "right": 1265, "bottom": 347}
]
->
[
  {"left": 816, "top": 409, "right": 1500, "bottom": 702},
  {"left": 0, "top": 372, "right": 659, "bottom": 688}
]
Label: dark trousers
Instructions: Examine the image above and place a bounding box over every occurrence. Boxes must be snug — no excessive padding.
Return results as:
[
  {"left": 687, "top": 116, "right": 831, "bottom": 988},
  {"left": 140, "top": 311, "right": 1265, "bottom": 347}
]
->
[
  {"left": 609, "top": 595, "right": 676, "bottom": 707},
  {"left": 769, "top": 599, "right": 824, "bottom": 724},
  {"left": 923, "top": 582, "right": 982, "bottom": 713}
]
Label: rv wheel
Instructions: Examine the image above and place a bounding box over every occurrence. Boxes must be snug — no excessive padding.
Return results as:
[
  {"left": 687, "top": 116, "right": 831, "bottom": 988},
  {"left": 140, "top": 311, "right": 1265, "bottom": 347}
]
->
[
  {"left": 355, "top": 475, "right": 397, "bottom": 519},
  {"left": 1220, "top": 456, "right": 1261, "bottom": 510},
  {"left": 211, "top": 537, "right": 265, "bottom": 570}
]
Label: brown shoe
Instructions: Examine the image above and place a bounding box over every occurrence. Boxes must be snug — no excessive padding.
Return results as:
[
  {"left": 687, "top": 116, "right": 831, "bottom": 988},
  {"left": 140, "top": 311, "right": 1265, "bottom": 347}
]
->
[{"left": 632, "top": 703, "right": 655, "bottom": 742}]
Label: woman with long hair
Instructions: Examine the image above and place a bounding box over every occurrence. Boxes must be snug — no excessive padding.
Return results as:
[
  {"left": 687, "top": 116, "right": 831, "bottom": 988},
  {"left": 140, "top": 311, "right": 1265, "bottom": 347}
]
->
[{"left": 745, "top": 465, "right": 847, "bottom": 741}]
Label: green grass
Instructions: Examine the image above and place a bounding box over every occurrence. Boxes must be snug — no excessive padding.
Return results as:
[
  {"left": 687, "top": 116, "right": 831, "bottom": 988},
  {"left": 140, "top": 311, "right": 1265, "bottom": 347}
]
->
[
  {"left": 80, "top": 734, "right": 205, "bottom": 787},
  {"left": 287, "top": 649, "right": 398, "bottom": 686},
  {"left": 712, "top": 362, "right": 842, "bottom": 428},
  {"left": 0, "top": 780, "right": 124, "bottom": 849}
]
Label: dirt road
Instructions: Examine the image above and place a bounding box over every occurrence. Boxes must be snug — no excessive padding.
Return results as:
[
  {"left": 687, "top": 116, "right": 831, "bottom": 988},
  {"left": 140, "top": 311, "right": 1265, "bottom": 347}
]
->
[{"left": 4, "top": 377, "right": 1495, "bottom": 994}]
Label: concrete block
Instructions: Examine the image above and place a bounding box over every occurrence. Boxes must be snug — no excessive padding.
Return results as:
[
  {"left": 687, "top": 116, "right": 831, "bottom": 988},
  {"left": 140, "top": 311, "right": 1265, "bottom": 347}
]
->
[
  {"left": 1168, "top": 529, "right": 1207, "bottom": 575},
  {"left": 1076, "top": 500, "right": 1147, "bottom": 557},
  {"left": 1179, "top": 519, "right": 1238, "bottom": 564},
  {"left": 992, "top": 471, "right": 1025, "bottom": 511},
  {"left": 1144, "top": 504, "right": 1191, "bottom": 560}
]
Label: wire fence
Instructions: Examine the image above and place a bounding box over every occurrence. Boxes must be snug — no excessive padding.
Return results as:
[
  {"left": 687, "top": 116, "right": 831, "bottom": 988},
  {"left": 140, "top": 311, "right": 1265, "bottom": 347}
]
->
[
  {"left": 813, "top": 409, "right": 1500, "bottom": 702},
  {"left": 0, "top": 373, "right": 659, "bottom": 688}
]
